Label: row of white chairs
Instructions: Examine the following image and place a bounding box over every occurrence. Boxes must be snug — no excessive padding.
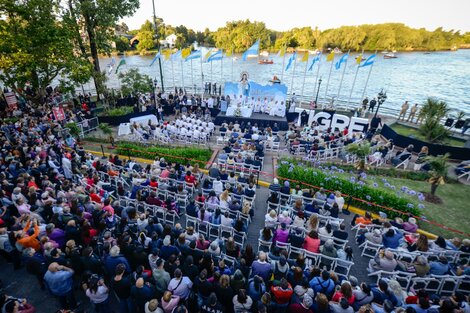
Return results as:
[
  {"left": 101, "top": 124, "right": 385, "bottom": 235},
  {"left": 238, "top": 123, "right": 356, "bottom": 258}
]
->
[
  {"left": 369, "top": 270, "right": 470, "bottom": 296},
  {"left": 185, "top": 215, "right": 247, "bottom": 248}
]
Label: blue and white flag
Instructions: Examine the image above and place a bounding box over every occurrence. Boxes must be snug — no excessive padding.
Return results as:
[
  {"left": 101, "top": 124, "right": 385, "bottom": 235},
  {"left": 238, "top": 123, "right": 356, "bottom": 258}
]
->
[
  {"left": 308, "top": 54, "right": 321, "bottom": 71},
  {"left": 359, "top": 54, "right": 376, "bottom": 68},
  {"left": 335, "top": 53, "right": 349, "bottom": 70},
  {"left": 285, "top": 51, "right": 297, "bottom": 71},
  {"left": 242, "top": 39, "right": 260, "bottom": 61},
  {"left": 185, "top": 50, "right": 201, "bottom": 62},
  {"left": 149, "top": 52, "right": 161, "bottom": 67},
  {"left": 207, "top": 50, "right": 223, "bottom": 62},
  {"left": 107, "top": 58, "right": 115, "bottom": 74},
  {"left": 171, "top": 50, "right": 182, "bottom": 62}
]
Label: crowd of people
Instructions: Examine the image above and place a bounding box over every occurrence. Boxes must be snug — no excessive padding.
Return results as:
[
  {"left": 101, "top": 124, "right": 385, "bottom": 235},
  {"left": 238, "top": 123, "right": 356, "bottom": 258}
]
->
[{"left": 0, "top": 88, "right": 469, "bottom": 313}]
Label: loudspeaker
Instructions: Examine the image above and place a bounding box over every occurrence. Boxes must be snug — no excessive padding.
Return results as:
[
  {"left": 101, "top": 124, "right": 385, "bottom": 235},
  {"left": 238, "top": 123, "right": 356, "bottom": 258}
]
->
[{"left": 455, "top": 120, "right": 465, "bottom": 129}]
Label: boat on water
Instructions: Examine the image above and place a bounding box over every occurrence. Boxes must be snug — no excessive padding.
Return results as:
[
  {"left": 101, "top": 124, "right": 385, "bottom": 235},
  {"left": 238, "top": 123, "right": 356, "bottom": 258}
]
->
[
  {"left": 260, "top": 51, "right": 269, "bottom": 57},
  {"left": 355, "top": 56, "right": 366, "bottom": 62},
  {"left": 258, "top": 59, "right": 274, "bottom": 64},
  {"left": 384, "top": 53, "right": 398, "bottom": 59},
  {"left": 269, "top": 75, "right": 281, "bottom": 84},
  {"left": 381, "top": 50, "right": 389, "bottom": 54},
  {"left": 333, "top": 47, "right": 343, "bottom": 54}
]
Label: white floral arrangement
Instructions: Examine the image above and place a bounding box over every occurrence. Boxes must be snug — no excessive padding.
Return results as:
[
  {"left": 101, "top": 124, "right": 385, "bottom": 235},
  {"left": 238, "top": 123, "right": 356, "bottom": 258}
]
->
[{"left": 234, "top": 107, "right": 242, "bottom": 117}]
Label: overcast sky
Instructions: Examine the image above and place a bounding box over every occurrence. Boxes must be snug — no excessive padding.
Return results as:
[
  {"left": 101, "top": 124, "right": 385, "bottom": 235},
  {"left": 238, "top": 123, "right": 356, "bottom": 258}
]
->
[{"left": 121, "top": 0, "right": 470, "bottom": 32}]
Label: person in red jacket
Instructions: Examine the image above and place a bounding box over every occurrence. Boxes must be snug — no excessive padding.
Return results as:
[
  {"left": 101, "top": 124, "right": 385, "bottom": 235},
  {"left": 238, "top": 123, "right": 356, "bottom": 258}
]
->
[{"left": 271, "top": 278, "right": 294, "bottom": 306}]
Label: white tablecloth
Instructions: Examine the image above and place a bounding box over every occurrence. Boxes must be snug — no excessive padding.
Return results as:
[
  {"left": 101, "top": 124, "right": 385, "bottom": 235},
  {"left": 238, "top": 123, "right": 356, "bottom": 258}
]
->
[
  {"left": 118, "top": 123, "right": 131, "bottom": 136},
  {"left": 129, "top": 114, "right": 158, "bottom": 126},
  {"left": 226, "top": 106, "right": 253, "bottom": 118}
]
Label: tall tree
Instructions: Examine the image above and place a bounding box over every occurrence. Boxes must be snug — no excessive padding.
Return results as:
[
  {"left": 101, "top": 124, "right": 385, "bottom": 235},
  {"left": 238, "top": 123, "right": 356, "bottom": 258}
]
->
[
  {"left": 0, "top": 0, "right": 86, "bottom": 100},
  {"left": 65, "top": 0, "right": 139, "bottom": 100}
]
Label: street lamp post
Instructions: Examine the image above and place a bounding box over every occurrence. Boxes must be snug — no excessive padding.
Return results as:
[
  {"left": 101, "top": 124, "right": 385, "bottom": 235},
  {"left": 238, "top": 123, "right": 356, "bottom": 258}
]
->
[
  {"left": 315, "top": 77, "right": 323, "bottom": 107},
  {"left": 374, "top": 89, "right": 387, "bottom": 118},
  {"left": 153, "top": 78, "right": 158, "bottom": 107}
]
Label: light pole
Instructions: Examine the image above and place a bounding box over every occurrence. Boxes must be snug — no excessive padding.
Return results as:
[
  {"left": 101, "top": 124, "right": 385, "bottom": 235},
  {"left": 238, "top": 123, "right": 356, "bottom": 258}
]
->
[
  {"left": 374, "top": 89, "right": 387, "bottom": 118},
  {"left": 315, "top": 77, "right": 322, "bottom": 106},
  {"left": 153, "top": 78, "right": 158, "bottom": 107},
  {"left": 152, "top": 0, "right": 164, "bottom": 93}
]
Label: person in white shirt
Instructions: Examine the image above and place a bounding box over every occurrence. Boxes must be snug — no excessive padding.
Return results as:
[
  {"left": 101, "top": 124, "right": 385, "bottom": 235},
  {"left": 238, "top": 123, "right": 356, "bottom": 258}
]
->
[
  {"left": 221, "top": 211, "right": 234, "bottom": 227},
  {"left": 207, "top": 97, "right": 214, "bottom": 108}
]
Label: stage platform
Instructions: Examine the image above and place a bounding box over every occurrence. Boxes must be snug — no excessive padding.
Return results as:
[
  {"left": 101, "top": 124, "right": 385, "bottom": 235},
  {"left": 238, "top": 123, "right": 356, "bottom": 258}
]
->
[{"left": 214, "top": 112, "right": 290, "bottom": 131}]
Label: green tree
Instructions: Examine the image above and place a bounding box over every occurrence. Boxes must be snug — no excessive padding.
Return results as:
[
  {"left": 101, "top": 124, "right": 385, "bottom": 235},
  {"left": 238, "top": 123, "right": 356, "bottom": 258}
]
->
[
  {"left": 0, "top": 0, "right": 87, "bottom": 100},
  {"left": 418, "top": 98, "right": 451, "bottom": 143},
  {"left": 425, "top": 153, "right": 449, "bottom": 196},
  {"left": 115, "top": 36, "right": 130, "bottom": 52},
  {"left": 118, "top": 69, "right": 153, "bottom": 96},
  {"left": 137, "top": 31, "right": 155, "bottom": 51},
  {"left": 64, "top": 0, "right": 140, "bottom": 100}
]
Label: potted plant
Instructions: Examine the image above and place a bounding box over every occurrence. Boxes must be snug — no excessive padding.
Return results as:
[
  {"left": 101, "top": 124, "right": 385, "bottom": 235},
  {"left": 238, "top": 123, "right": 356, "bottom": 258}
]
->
[{"left": 424, "top": 153, "right": 449, "bottom": 203}]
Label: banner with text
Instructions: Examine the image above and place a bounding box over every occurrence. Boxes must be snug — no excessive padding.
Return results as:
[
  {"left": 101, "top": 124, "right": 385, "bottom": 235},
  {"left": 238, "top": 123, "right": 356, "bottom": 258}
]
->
[{"left": 224, "top": 81, "right": 288, "bottom": 102}]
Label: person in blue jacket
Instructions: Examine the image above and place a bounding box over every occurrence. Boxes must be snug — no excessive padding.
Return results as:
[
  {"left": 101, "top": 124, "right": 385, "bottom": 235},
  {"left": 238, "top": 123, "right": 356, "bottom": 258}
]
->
[{"left": 309, "top": 270, "right": 335, "bottom": 297}]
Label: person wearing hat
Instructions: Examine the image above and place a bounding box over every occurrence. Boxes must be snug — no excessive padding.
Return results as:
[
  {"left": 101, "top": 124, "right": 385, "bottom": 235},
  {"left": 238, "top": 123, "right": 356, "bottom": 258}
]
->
[
  {"left": 368, "top": 249, "right": 398, "bottom": 273},
  {"left": 287, "top": 294, "right": 314, "bottom": 313}
]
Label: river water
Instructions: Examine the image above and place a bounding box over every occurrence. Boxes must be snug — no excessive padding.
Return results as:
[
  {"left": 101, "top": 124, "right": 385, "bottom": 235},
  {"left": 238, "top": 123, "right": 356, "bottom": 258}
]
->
[{"left": 94, "top": 49, "right": 470, "bottom": 116}]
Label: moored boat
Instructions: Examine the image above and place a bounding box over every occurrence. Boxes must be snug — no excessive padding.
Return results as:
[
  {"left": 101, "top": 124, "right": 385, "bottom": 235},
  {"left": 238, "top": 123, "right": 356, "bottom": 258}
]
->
[
  {"left": 384, "top": 53, "right": 397, "bottom": 59},
  {"left": 258, "top": 59, "right": 274, "bottom": 64}
]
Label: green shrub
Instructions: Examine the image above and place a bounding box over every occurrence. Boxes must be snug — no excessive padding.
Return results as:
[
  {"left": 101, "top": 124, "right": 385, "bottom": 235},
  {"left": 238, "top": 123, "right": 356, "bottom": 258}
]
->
[
  {"left": 277, "top": 162, "right": 421, "bottom": 218},
  {"left": 116, "top": 142, "right": 212, "bottom": 167},
  {"left": 99, "top": 106, "right": 134, "bottom": 117}
]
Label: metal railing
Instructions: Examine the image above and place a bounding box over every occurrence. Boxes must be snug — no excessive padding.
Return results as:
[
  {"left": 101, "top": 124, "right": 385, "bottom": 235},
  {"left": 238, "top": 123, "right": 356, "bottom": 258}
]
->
[{"left": 78, "top": 117, "right": 99, "bottom": 138}]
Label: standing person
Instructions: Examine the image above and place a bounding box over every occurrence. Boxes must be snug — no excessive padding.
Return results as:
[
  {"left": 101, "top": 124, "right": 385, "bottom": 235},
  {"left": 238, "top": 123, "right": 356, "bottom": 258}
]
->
[
  {"left": 407, "top": 104, "right": 418, "bottom": 123},
  {"left": 113, "top": 263, "right": 133, "bottom": 313},
  {"left": 368, "top": 97, "right": 376, "bottom": 112},
  {"left": 398, "top": 101, "right": 409, "bottom": 120},
  {"left": 300, "top": 110, "right": 309, "bottom": 126},
  {"left": 167, "top": 269, "right": 193, "bottom": 301},
  {"left": 43, "top": 262, "right": 77, "bottom": 310},
  {"left": 362, "top": 97, "right": 369, "bottom": 112},
  {"left": 131, "top": 278, "right": 155, "bottom": 313},
  {"left": 83, "top": 275, "right": 111, "bottom": 313}
]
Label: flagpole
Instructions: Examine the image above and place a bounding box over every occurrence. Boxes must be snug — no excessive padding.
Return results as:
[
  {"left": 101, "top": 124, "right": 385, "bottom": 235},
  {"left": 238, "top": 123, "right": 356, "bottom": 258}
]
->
[
  {"left": 300, "top": 54, "right": 309, "bottom": 102},
  {"left": 200, "top": 55, "right": 204, "bottom": 99},
  {"left": 171, "top": 58, "right": 175, "bottom": 90},
  {"left": 221, "top": 51, "right": 223, "bottom": 83},
  {"left": 336, "top": 50, "right": 350, "bottom": 103},
  {"left": 290, "top": 54, "right": 297, "bottom": 96},
  {"left": 181, "top": 60, "right": 185, "bottom": 92},
  {"left": 313, "top": 54, "right": 321, "bottom": 103},
  {"left": 191, "top": 59, "right": 194, "bottom": 93},
  {"left": 324, "top": 55, "right": 334, "bottom": 100},
  {"left": 210, "top": 61, "right": 213, "bottom": 85},
  {"left": 361, "top": 50, "right": 377, "bottom": 102},
  {"left": 348, "top": 49, "right": 364, "bottom": 106},
  {"left": 280, "top": 47, "right": 286, "bottom": 82},
  {"left": 231, "top": 49, "right": 234, "bottom": 81}
]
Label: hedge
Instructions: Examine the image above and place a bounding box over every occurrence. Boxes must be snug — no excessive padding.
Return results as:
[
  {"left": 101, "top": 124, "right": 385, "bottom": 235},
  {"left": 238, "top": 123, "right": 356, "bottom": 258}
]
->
[
  {"left": 99, "top": 106, "right": 134, "bottom": 117},
  {"left": 277, "top": 162, "right": 421, "bottom": 218},
  {"left": 116, "top": 142, "right": 212, "bottom": 167}
]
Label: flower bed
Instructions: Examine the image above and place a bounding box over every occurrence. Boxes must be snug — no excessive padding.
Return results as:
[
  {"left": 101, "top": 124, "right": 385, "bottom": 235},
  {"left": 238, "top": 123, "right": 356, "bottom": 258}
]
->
[
  {"left": 116, "top": 142, "right": 212, "bottom": 167},
  {"left": 277, "top": 160, "right": 422, "bottom": 218}
]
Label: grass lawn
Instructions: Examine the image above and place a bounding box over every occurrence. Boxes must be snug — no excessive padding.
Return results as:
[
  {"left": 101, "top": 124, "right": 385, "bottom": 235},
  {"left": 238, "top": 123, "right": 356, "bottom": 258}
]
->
[
  {"left": 330, "top": 169, "right": 470, "bottom": 238},
  {"left": 391, "top": 123, "right": 465, "bottom": 147}
]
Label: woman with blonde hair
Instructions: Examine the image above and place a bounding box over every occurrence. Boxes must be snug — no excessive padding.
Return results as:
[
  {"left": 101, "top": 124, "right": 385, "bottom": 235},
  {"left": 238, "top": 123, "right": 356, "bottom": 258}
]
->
[
  {"left": 307, "top": 214, "right": 319, "bottom": 232},
  {"left": 242, "top": 201, "right": 251, "bottom": 215},
  {"left": 414, "top": 146, "right": 429, "bottom": 171},
  {"left": 265, "top": 209, "right": 278, "bottom": 228},
  {"left": 161, "top": 291, "right": 180, "bottom": 313},
  {"left": 219, "top": 190, "right": 231, "bottom": 209}
]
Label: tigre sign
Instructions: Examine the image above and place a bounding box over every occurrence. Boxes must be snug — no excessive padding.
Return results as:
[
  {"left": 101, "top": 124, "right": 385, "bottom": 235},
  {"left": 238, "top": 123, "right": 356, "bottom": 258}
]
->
[{"left": 311, "top": 112, "right": 369, "bottom": 133}]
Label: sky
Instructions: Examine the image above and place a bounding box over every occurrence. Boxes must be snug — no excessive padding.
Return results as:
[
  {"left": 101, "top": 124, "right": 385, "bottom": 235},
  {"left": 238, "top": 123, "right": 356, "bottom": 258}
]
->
[{"left": 121, "top": 0, "right": 470, "bottom": 32}]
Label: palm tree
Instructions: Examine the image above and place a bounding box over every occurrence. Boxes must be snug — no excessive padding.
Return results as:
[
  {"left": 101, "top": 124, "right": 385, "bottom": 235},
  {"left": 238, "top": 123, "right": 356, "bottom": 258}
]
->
[
  {"left": 418, "top": 98, "right": 451, "bottom": 143},
  {"left": 345, "top": 142, "right": 371, "bottom": 178},
  {"left": 425, "top": 153, "right": 449, "bottom": 196}
]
